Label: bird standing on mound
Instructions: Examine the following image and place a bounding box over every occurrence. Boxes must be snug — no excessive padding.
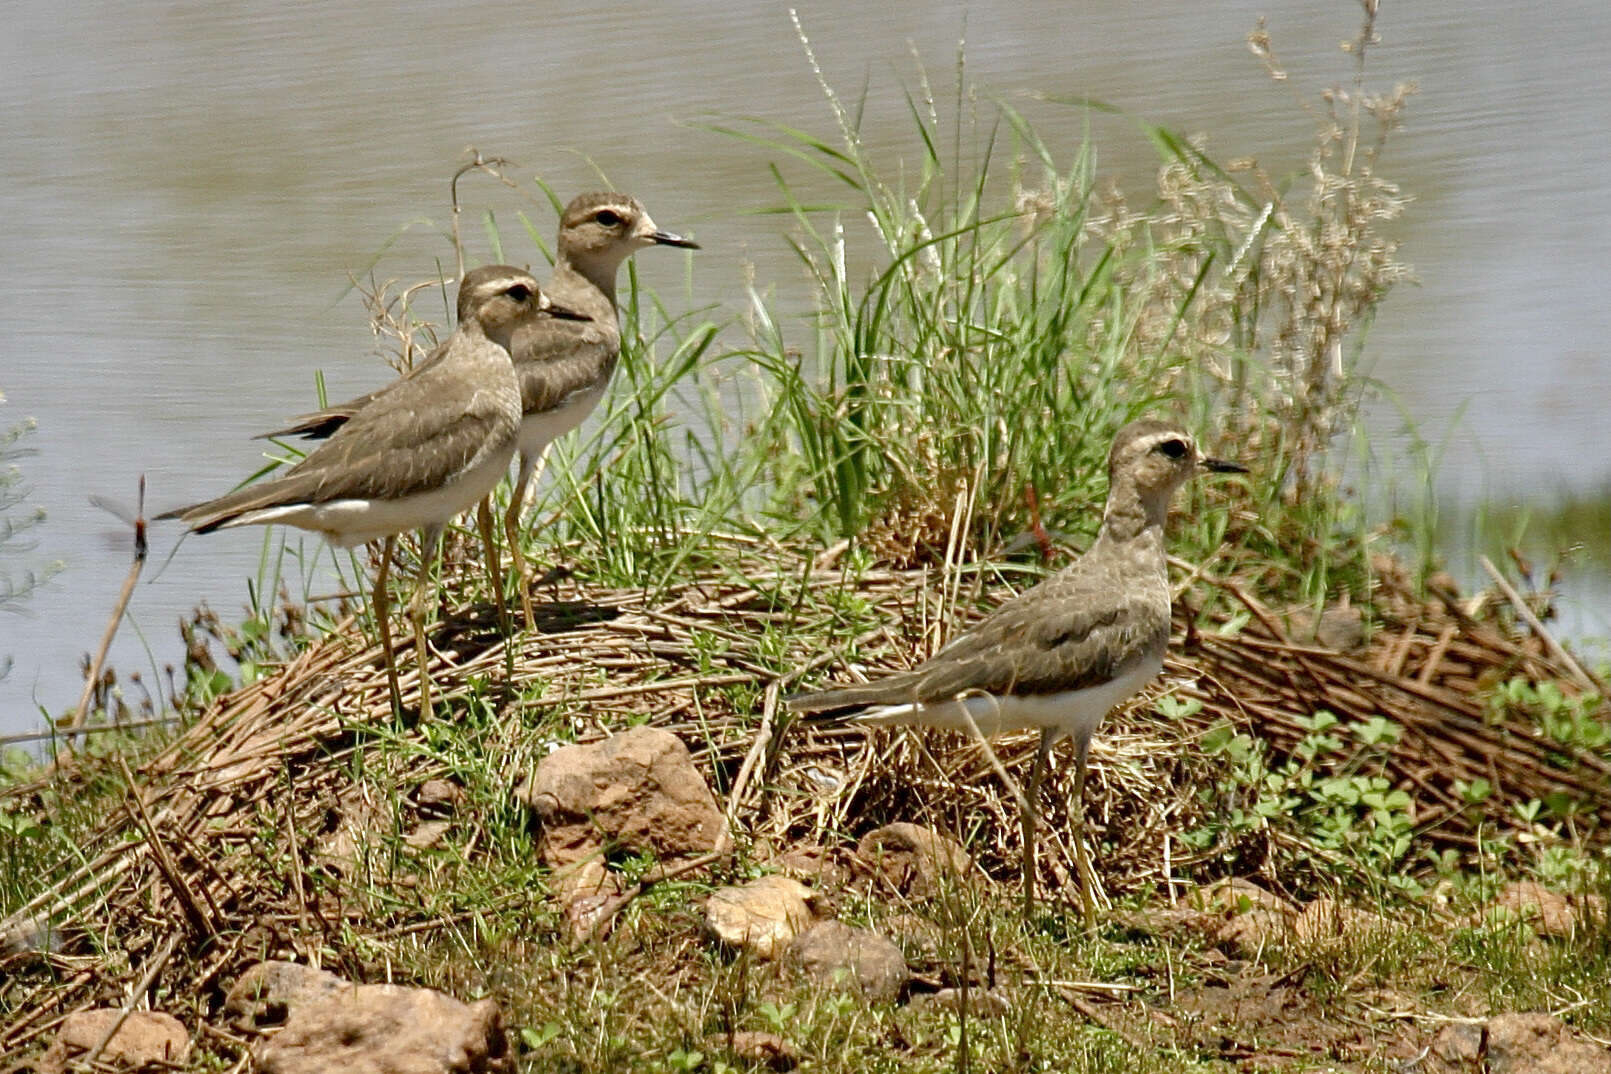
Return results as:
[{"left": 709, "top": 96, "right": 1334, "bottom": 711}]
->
[
  {"left": 261, "top": 193, "right": 699, "bottom": 628},
  {"left": 161, "top": 265, "right": 562, "bottom": 720},
  {"left": 785, "top": 418, "right": 1246, "bottom": 917}
]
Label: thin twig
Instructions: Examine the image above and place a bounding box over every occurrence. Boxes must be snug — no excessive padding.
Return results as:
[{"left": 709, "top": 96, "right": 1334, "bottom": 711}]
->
[
  {"left": 81, "top": 932, "right": 179, "bottom": 1068},
  {"left": 0, "top": 716, "right": 180, "bottom": 748},
  {"left": 63, "top": 477, "right": 148, "bottom": 746}
]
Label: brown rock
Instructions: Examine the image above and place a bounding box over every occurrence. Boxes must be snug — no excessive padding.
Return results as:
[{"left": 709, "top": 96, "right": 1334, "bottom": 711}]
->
[
  {"left": 1290, "top": 897, "right": 1392, "bottom": 944},
  {"left": 517, "top": 726, "right": 725, "bottom": 869},
  {"left": 1426, "top": 1013, "right": 1610, "bottom": 1074},
  {"left": 1427, "top": 1020, "right": 1484, "bottom": 1069},
  {"left": 415, "top": 779, "right": 466, "bottom": 815},
  {"left": 1193, "top": 877, "right": 1298, "bottom": 916},
  {"left": 1484, "top": 1012, "right": 1609, "bottom": 1074},
  {"left": 256, "top": 983, "right": 509, "bottom": 1074},
  {"left": 1489, "top": 881, "right": 1586, "bottom": 939},
  {"left": 788, "top": 920, "right": 909, "bottom": 1003},
  {"left": 909, "top": 987, "right": 1012, "bottom": 1018},
  {"left": 226, "top": 960, "right": 349, "bottom": 1030},
  {"left": 704, "top": 875, "right": 815, "bottom": 960},
  {"left": 854, "top": 823, "right": 972, "bottom": 897},
  {"left": 552, "top": 857, "right": 627, "bottom": 942},
  {"left": 405, "top": 819, "right": 453, "bottom": 850},
  {"left": 38, "top": 1008, "right": 189, "bottom": 1072},
  {"left": 706, "top": 1030, "right": 799, "bottom": 1070},
  {"left": 1214, "top": 908, "right": 1292, "bottom": 957}
]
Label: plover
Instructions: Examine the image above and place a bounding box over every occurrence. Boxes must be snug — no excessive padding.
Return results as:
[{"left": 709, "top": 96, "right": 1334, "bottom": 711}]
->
[
  {"left": 786, "top": 418, "right": 1245, "bottom": 916},
  {"left": 262, "top": 193, "right": 699, "bottom": 627},
  {"left": 161, "top": 265, "right": 559, "bottom": 719}
]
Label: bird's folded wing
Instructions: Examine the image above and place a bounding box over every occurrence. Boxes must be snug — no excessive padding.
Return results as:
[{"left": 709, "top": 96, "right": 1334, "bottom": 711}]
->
[
  {"left": 255, "top": 339, "right": 452, "bottom": 441},
  {"left": 165, "top": 360, "right": 514, "bottom": 530},
  {"left": 786, "top": 559, "right": 1168, "bottom": 712},
  {"left": 510, "top": 317, "right": 618, "bottom": 415}
]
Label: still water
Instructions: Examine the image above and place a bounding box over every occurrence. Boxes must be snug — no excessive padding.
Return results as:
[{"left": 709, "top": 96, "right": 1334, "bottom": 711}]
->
[{"left": 3, "top": 2, "right": 1609, "bottom": 737}]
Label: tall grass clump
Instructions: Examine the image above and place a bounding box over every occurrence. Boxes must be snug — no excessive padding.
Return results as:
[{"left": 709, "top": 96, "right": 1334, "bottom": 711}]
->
[{"left": 657, "top": 6, "right": 1416, "bottom": 611}]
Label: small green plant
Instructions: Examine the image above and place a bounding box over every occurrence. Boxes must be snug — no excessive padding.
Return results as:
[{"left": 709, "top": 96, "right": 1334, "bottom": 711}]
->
[
  {"left": 755, "top": 1000, "right": 797, "bottom": 1035},
  {"left": 1488, "top": 676, "right": 1609, "bottom": 755},
  {"left": 664, "top": 1047, "right": 704, "bottom": 1072},
  {"left": 1187, "top": 710, "right": 1419, "bottom": 891},
  {"left": 520, "top": 1022, "right": 562, "bottom": 1051},
  {"left": 1154, "top": 695, "right": 1203, "bottom": 721}
]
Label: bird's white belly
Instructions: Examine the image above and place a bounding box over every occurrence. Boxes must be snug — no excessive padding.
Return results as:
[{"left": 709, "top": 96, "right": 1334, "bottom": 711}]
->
[
  {"left": 516, "top": 382, "right": 607, "bottom": 458},
  {"left": 854, "top": 657, "right": 1164, "bottom": 744},
  {"left": 229, "top": 442, "right": 516, "bottom": 548}
]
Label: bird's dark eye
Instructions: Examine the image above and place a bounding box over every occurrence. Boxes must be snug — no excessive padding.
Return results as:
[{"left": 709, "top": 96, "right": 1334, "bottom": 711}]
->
[
  {"left": 504, "top": 284, "right": 532, "bottom": 302},
  {"left": 594, "top": 209, "right": 622, "bottom": 227},
  {"left": 1157, "top": 438, "right": 1189, "bottom": 459}
]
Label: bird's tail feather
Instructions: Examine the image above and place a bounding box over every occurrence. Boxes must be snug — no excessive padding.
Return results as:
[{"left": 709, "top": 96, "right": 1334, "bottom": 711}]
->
[{"left": 784, "top": 678, "right": 916, "bottom": 716}]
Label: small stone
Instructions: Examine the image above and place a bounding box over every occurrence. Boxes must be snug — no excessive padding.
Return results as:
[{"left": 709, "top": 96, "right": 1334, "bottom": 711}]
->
[
  {"left": 552, "top": 858, "right": 627, "bottom": 942},
  {"left": 256, "top": 983, "right": 510, "bottom": 1074},
  {"left": 1193, "top": 877, "right": 1298, "bottom": 917},
  {"left": 405, "top": 819, "right": 453, "bottom": 850},
  {"left": 1290, "top": 897, "right": 1391, "bottom": 944},
  {"left": 1213, "top": 909, "right": 1291, "bottom": 957},
  {"left": 1488, "top": 881, "right": 1589, "bottom": 939},
  {"left": 226, "top": 960, "right": 349, "bottom": 1030},
  {"left": 416, "top": 780, "right": 466, "bottom": 816},
  {"left": 706, "top": 1030, "right": 799, "bottom": 1070},
  {"left": 1428, "top": 1021, "right": 1484, "bottom": 1066},
  {"left": 517, "top": 726, "right": 726, "bottom": 869},
  {"left": 704, "top": 875, "right": 815, "bottom": 960},
  {"left": 787, "top": 920, "right": 909, "bottom": 1004},
  {"left": 854, "top": 823, "right": 972, "bottom": 897},
  {"left": 38, "top": 1009, "right": 190, "bottom": 1072},
  {"left": 909, "top": 987, "right": 1012, "bottom": 1018}
]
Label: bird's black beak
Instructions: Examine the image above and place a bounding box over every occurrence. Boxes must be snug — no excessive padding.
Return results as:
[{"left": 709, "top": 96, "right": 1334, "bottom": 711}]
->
[
  {"left": 1201, "top": 457, "right": 1248, "bottom": 474},
  {"left": 650, "top": 228, "right": 700, "bottom": 250},
  {"left": 546, "top": 299, "right": 591, "bottom": 322}
]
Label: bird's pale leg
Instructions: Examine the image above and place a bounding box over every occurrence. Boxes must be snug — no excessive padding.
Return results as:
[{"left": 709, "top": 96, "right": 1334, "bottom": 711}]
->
[
  {"left": 502, "top": 447, "right": 548, "bottom": 631},
  {"left": 410, "top": 525, "right": 443, "bottom": 721},
  {"left": 373, "top": 537, "right": 402, "bottom": 716},
  {"left": 1069, "top": 728, "right": 1099, "bottom": 921},
  {"left": 1022, "top": 729, "right": 1057, "bottom": 919},
  {"left": 475, "top": 498, "right": 508, "bottom": 634}
]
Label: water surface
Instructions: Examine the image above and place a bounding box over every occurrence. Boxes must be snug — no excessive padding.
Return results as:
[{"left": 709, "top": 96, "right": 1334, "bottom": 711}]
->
[{"left": 3, "top": 1, "right": 1608, "bottom": 735}]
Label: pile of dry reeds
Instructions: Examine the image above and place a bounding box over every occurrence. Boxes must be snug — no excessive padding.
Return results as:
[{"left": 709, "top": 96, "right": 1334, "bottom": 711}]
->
[{"left": 1, "top": 546, "right": 1605, "bottom": 1054}]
